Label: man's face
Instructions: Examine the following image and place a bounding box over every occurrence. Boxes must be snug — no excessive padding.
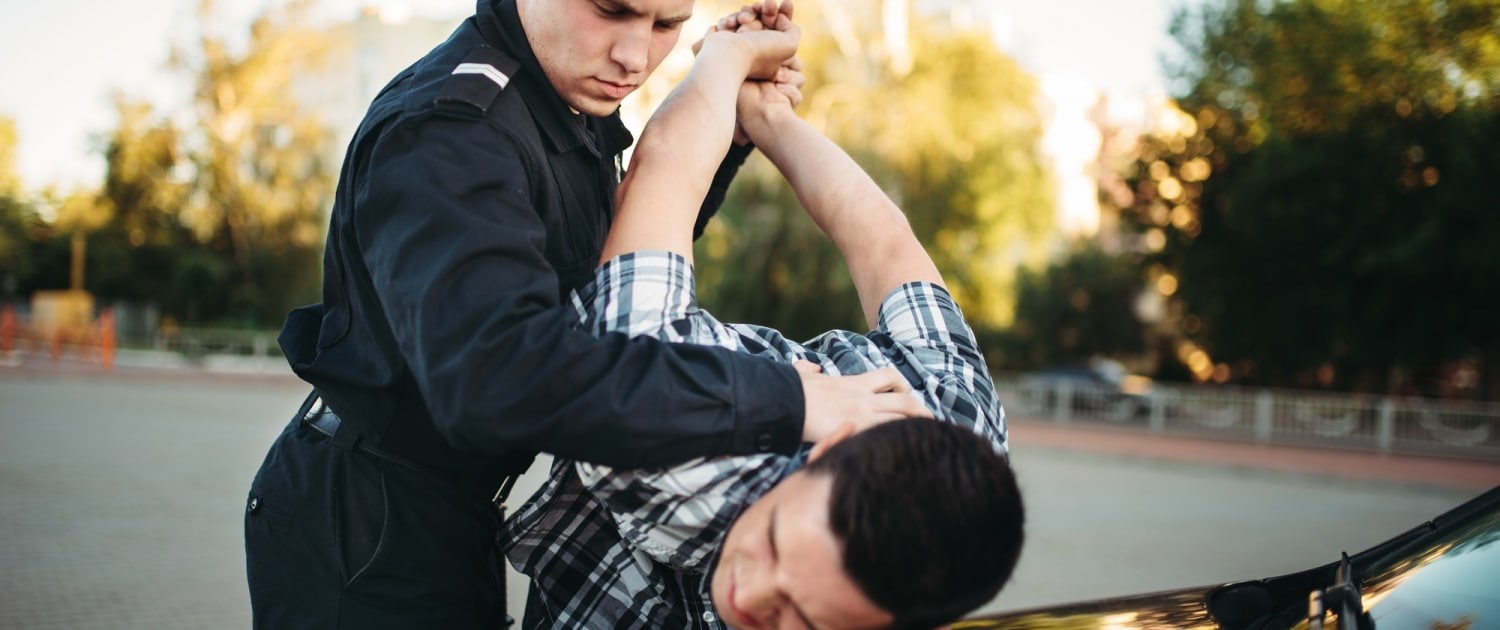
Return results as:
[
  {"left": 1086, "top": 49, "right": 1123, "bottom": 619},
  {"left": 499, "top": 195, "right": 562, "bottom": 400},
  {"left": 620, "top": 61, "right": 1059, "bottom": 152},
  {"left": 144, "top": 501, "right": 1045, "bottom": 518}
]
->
[
  {"left": 517, "top": 0, "right": 695, "bottom": 117},
  {"left": 710, "top": 471, "right": 894, "bottom": 630}
]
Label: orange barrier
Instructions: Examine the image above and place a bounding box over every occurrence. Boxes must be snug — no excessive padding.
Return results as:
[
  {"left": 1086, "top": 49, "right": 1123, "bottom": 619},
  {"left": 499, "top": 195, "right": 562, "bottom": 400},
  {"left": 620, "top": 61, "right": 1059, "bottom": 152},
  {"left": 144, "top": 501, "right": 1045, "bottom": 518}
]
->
[
  {"left": 1, "top": 305, "right": 14, "bottom": 354},
  {"left": 0, "top": 304, "right": 118, "bottom": 372},
  {"left": 98, "top": 308, "right": 116, "bottom": 372}
]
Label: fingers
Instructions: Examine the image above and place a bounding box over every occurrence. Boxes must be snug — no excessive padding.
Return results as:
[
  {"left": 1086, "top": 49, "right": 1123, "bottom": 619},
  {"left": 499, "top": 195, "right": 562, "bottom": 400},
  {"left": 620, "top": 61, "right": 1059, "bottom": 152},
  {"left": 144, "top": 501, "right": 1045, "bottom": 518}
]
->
[
  {"left": 773, "top": 80, "right": 802, "bottom": 109},
  {"left": 856, "top": 366, "right": 913, "bottom": 393},
  {"left": 797, "top": 364, "right": 934, "bottom": 442},
  {"left": 792, "top": 360, "right": 824, "bottom": 375},
  {"left": 877, "top": 391, "right": 935, "bottom": 419}
]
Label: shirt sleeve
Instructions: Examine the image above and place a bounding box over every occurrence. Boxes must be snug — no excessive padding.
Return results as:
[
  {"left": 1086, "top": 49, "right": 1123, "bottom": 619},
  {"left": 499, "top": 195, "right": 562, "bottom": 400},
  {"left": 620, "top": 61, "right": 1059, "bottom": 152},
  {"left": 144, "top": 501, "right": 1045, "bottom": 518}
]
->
[
  {"left": 570, "top": 250, "right": 799, "bottom": 570},
  {"left": 872, "top": 282, "right": 1008, "bottom": 453},
  {"left": 351, "top": 113, "right": 804, "bottom": 468}
]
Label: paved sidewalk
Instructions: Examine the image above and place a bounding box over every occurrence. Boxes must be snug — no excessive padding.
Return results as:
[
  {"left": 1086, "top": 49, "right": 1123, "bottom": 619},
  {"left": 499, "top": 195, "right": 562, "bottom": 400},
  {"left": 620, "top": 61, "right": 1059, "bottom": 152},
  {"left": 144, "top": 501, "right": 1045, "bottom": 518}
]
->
[
  {"left": 1, "top": 370, "right": 1493, "bottom": 628},
  {"left": 1009, "top": 418, "right": 1500, "bottom": 492}
]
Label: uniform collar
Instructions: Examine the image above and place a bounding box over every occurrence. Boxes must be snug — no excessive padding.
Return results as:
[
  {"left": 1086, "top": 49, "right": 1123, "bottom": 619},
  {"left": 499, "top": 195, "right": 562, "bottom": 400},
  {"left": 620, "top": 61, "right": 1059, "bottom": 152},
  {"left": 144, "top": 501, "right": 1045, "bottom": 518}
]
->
[{"left": 478, "top": 0, "right": 636, "bottom": 157}]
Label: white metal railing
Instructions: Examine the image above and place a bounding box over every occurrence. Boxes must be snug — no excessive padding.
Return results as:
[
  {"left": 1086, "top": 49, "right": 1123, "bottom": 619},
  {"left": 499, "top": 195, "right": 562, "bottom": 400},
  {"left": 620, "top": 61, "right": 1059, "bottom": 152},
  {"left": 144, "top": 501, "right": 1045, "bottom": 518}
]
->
[{"left": 997, "top": 376, "right": 1500, "bottom": 461}]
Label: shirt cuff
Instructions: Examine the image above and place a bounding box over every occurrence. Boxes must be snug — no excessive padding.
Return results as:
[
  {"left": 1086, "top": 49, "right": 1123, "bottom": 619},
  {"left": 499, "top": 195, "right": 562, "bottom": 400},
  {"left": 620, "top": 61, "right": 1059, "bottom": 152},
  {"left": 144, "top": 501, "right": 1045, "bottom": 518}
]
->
[{"left": 732, "top": 359, "right": 805, "bottom": 454}]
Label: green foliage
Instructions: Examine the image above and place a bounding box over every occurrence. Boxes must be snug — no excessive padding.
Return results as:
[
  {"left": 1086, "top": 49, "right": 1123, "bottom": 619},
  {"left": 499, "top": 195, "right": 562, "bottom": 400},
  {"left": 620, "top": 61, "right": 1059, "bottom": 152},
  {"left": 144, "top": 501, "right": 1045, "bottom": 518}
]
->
[
  {"left": 1125, "top": 0, "right": 1500, "bottom": 394},
  {"left": 0, "top": 118, "right": 42, "bottom": 296},
  {"left": 994, "top": 243, "right": 1150, "bottom": 371},
  {"left": 64, "top": 0, "right": 334, "bottom": 326},
  {"left": 169, "top": 0, "right": 333, "bottom": 325},
  {"left": 0, "top": 117, "right": 19, "bottom": 197},
  {"left": 695, "top": 7, "right": 1054, "bottom": 340}
]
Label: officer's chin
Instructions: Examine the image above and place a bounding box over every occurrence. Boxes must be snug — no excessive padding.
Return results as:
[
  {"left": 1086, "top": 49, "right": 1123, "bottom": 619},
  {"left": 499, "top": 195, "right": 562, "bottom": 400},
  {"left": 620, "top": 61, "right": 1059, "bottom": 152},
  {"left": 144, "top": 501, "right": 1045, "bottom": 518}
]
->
[{"left": 567, "top": 93, "right": 626, "bottom": 118}]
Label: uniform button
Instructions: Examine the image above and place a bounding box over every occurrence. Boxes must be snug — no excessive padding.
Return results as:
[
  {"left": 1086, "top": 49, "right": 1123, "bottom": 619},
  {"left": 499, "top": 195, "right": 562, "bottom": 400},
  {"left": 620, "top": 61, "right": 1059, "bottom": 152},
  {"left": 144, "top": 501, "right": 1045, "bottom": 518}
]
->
[
  {"left": 756, "top": 433, "right": 774, "bottom": 452},
  {"left": 653, "top": 583, "right": 664, "bottom": 594},
  {"left": 701, "top": 611, "right": 717, "bottom": 623},
  {"left": 247, "top": 496, "right": 261, "bottom": 514}
]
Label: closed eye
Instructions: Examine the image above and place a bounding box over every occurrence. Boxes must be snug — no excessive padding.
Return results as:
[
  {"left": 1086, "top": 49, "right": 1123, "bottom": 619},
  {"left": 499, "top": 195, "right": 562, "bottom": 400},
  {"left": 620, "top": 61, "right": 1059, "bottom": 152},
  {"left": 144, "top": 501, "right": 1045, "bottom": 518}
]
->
[
  {"left": 769, "top": 508, "right": 820, "bottom": 629},
  {"left": 767, "top": 506, "right": 779, "bottom": 559},
  {"left": 593, "top": 0, "right": 630, "bottom": 18}
]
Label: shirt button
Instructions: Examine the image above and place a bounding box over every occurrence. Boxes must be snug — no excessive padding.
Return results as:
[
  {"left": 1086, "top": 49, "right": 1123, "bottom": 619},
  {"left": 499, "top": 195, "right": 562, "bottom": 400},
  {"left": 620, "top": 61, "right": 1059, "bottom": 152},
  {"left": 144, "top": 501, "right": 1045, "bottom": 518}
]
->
[
  {"left": 701, "top": 611, "right": 717, "bottom": 623},
  {"left": 247, "top": 496, "right": 261, "bottom": 514},
  {"left": 756, "top": 433, "right": 774, "bottom": 452}
]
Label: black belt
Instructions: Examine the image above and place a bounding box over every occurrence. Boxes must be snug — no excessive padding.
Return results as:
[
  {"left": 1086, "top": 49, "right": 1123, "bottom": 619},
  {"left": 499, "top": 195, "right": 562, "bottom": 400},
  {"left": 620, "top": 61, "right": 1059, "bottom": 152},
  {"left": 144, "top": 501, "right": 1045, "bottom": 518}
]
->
[{"left": 301, "top": 395, "right": 518, "bottom": 505}]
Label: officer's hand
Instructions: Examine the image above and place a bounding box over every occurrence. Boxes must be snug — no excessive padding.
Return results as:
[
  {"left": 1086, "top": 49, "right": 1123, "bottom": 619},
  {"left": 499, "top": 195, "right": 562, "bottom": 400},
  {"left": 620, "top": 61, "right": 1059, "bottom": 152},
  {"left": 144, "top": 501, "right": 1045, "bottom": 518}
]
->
[{"left": 795, "top": 361, "right": 933, "bottom": 444}]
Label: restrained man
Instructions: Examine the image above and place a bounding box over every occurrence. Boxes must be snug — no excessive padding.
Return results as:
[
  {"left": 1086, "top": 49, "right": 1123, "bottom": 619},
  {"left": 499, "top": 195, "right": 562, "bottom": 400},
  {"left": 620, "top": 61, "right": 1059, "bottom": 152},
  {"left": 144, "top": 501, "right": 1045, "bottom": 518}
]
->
[{"left": 504, "top": 5, "right": 1024, "bottom": 627}]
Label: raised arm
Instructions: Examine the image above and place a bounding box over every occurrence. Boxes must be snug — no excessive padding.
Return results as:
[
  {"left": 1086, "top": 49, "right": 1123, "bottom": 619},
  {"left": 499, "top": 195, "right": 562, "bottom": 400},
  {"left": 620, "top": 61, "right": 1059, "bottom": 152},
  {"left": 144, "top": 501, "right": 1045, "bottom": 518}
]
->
[
  {"left": 598, "top": 5, "right": 799, "bottom": 265},
  {"left": 736, "top": 94, "right": 946, "bottom": 329}
]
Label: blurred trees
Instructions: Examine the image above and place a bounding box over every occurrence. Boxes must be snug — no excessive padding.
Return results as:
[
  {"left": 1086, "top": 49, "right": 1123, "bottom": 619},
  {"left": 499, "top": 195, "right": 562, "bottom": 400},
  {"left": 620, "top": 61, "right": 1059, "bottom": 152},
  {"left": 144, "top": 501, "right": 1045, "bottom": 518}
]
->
[
  {"left": 15, "top": 0, "right": 333, "bottom": 328},
  {"left": 173, "top": 0, "right": 333, "bottom": 325},
  {"left": 694, "top": 2, "right": 1055, "bottom": 342},
  {"left": 1119, "top": 0, "right": 1500, "bottom": 397},
  {"left": 0, "top": 117, "right": 44, "bottom": 299},
  {"left": 997, "top": 243, "right": 1150, "bottom": 370}
]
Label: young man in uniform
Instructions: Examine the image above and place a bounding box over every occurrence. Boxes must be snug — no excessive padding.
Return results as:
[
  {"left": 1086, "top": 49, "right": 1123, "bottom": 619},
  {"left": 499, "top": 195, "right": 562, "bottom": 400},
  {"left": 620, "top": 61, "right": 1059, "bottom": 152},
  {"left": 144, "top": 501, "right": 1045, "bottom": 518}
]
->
[
  {"left": 243, "top": 0, "right": 930, "bottom": 626},
  {"left": 505, "top": 4, "right": 1025, "bottom": 627}
]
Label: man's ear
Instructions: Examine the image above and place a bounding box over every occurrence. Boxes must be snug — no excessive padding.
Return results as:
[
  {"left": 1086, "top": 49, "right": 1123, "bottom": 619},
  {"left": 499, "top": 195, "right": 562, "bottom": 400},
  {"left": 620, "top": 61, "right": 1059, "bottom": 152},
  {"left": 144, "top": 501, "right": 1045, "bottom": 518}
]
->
[{"left": 807, "top": 421, "right": 856, "bottom": 462}]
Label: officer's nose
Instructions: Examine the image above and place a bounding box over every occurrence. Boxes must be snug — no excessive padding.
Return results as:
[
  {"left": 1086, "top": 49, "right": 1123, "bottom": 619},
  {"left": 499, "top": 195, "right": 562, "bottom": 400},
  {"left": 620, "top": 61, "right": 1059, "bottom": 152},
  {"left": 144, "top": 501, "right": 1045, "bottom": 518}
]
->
[{"left": 609, "top": 24, "right": 651, "bottom": 75}]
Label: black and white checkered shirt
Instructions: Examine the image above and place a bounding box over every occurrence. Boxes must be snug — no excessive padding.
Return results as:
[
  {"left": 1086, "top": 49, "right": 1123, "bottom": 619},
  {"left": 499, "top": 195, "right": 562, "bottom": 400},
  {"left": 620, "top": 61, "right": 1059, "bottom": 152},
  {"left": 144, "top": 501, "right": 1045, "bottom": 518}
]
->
[{"left": 501, "top": 251, "right": 1006, "bottom": 628}]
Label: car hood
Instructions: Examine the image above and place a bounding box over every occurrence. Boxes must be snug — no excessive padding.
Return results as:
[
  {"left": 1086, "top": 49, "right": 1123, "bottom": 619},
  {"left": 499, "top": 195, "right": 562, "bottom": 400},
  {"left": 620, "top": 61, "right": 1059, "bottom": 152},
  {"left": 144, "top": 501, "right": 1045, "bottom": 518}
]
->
[
  {"left": 960, "top": 485, "right": 1500, "bottom": 630},
  {"left": 953, "top": 586, "right": 1217, "bottom": 629}
]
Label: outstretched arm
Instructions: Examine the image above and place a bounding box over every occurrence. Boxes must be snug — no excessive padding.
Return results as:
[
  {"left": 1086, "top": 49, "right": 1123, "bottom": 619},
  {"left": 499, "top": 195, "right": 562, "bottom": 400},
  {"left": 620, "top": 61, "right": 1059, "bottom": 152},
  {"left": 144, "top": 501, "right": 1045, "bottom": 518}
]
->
[
  {"left": 737, "top": 95, "right": 945, "bottom": 330},
  {"left": 598, "top": 2, "right": 929, "bottom": 441}
]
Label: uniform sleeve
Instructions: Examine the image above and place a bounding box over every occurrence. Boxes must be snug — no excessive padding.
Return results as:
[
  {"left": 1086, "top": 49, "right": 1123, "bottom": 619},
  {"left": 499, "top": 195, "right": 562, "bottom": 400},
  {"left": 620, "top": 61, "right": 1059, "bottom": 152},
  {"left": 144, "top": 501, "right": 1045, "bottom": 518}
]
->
[
  {"left": 874, "top": 283, "right": 1008, "bottom": 452},
  {"left": 569, "top": 250, "right": 797, "bottom": 570},
  {"left": 352, "top": 113, "right": 803, "bottom": 468}
]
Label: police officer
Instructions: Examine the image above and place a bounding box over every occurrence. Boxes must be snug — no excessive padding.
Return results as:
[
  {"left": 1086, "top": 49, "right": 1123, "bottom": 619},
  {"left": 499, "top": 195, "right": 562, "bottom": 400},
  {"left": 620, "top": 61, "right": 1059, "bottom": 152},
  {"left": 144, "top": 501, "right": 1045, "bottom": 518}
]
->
[{"left": 243, "top": 0, "right": 926, "bottom": 627}]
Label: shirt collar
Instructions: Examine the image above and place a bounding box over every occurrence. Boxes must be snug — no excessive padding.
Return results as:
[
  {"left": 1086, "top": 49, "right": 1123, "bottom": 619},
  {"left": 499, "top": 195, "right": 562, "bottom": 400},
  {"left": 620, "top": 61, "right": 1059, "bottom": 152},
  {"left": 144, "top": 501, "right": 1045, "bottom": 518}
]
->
[{"left": 478, "top": 0, "right": 635, "bottom": 157}]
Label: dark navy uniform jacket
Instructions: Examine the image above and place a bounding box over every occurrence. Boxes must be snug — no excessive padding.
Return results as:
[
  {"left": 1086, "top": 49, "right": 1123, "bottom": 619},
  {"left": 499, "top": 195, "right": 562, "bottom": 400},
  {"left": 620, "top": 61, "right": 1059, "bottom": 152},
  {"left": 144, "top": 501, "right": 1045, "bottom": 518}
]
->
[{"left": 278, "top": 0, "right": 803, "bottom": 490}]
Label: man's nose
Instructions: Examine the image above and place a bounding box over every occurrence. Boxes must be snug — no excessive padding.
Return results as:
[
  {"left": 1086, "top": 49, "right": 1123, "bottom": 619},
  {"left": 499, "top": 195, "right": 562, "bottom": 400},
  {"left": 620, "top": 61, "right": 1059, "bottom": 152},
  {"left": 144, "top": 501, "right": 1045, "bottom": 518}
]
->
[
  {"left": 734, "top": 574, "right": 781, "bottom": 627},
  {"left": 609, "top": 24, "right": 651, "bottom": 74}
]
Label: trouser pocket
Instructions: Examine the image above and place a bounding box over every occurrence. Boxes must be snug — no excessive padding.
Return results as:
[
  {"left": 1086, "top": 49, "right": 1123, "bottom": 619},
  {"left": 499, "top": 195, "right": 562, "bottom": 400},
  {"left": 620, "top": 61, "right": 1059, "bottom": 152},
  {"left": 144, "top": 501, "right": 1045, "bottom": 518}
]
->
[{"left": 337, "top": 447, "right": 388, "bottom": 585}]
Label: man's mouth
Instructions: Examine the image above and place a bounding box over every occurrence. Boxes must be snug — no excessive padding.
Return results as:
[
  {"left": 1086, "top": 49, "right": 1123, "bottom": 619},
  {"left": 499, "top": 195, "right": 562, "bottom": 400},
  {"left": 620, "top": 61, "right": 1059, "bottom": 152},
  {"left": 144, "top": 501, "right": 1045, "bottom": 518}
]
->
[{"left": 595, "top": 78, "right": 635, "bottom": 100}]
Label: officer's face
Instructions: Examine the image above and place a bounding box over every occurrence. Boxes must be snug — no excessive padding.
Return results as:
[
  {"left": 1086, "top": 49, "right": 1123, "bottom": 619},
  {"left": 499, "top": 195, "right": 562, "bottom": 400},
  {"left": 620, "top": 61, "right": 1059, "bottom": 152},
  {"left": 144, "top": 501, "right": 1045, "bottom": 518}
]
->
[
  {"left": 519, "top": 0, "right": 695, "bottom": 117},
  {"left": 709, "top": 471, "right": 894, "bottom": 630}
]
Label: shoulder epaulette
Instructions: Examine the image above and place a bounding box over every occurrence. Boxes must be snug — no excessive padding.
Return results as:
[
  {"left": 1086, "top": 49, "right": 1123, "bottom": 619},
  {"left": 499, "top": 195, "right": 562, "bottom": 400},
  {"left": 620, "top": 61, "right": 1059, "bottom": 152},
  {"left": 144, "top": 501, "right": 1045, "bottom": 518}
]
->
[{"left": 435, "top": 46, "right": 521, "bottom": 114}]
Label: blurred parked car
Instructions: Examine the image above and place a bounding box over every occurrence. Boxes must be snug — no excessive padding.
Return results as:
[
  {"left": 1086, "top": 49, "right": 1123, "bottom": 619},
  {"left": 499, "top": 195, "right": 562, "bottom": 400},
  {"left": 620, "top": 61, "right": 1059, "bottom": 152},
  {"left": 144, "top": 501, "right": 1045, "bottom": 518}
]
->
[
  {"left": 960, "top": 484, "right": 1500, "bottom": 630},
  {"left": 1017, "top": 358, "right": 1159, "bottom": 422}
]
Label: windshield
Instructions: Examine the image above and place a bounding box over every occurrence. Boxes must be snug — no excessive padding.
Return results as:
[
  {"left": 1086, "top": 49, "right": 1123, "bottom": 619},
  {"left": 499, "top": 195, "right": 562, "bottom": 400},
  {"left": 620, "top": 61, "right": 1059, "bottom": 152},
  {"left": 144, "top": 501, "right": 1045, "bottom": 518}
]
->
[{"left": 1357, "top": 502, "right": 1500, "bottom": 629}]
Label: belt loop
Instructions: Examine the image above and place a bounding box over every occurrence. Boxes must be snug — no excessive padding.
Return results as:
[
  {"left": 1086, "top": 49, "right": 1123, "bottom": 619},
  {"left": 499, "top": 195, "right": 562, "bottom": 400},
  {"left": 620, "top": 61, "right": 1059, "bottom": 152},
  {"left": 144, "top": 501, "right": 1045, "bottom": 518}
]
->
[
  {"left": 293, "top": 389, "right": 320, "bottom": 422},
  {"left": 325, "top": 403, "right": 358, "bottom": 450}
]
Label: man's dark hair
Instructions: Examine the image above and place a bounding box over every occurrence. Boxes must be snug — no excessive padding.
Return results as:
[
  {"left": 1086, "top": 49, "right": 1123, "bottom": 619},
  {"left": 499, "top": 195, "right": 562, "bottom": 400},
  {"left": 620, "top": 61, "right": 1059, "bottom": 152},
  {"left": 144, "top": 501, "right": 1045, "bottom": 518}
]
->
[{"left": 804, "top": 419, "right": 1024, "bottom": 630}]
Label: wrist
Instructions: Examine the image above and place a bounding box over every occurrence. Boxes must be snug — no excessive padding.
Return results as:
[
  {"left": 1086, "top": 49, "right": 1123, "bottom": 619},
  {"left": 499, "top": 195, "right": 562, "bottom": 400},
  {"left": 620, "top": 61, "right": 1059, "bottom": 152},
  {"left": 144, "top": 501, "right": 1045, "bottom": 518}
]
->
[
  {"left": 741, "top": 104, "right": 793, "bottom": 144},
  {"left": 695, "top": 34, "right": 754, "bottom": 76}
]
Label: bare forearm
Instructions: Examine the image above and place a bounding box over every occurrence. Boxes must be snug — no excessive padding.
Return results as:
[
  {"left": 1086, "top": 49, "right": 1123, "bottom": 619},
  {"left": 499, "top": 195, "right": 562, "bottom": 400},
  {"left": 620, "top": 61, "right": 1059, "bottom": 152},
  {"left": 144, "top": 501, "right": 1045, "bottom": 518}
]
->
[
  {"left": 601, "top": 49, "right": 749, "bottom": 264},
  {"left": 746, "top": 110, "right": 944, "bottom": 327}
]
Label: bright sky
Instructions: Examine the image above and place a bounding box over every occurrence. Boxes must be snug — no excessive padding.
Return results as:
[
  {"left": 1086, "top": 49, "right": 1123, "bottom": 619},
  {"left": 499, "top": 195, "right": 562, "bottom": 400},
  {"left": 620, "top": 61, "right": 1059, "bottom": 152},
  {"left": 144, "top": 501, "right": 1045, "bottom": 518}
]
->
[{"left": 0, "top": 0, "right": 1192, "bottom": 191}]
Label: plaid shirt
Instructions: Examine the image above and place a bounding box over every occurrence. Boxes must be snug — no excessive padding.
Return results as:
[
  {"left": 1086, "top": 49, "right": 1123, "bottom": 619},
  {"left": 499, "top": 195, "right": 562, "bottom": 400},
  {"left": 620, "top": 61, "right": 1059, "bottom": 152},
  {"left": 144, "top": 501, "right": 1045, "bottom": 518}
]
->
[{"left": 501, "top": 251, "right": 1006, "bottom": 629}]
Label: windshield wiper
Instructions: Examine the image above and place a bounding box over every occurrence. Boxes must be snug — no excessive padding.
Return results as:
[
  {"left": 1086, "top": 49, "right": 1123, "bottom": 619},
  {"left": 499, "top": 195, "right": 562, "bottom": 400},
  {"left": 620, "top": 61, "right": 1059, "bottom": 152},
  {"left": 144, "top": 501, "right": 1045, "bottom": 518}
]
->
[{"left": 1307, "top": 553, "right": 1375, "bottom": 630}]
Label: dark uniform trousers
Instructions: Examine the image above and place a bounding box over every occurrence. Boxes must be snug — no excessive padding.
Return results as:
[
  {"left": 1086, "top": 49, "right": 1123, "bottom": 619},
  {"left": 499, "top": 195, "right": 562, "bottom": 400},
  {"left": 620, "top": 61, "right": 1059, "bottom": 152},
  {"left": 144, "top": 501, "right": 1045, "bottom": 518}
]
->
[{"left": 245, "top": 402, "right": 508, "bottom": 629}]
